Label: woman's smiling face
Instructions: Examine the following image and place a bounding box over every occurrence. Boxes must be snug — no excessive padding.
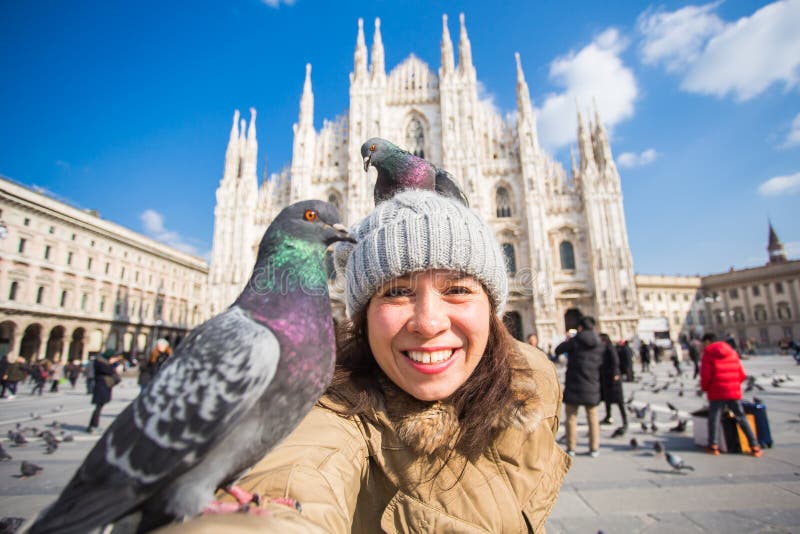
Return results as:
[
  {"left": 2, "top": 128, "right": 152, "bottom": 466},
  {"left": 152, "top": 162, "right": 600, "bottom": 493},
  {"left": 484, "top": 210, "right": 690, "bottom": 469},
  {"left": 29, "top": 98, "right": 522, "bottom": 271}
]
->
[{"left": 366, "top": 269, "right": 491, "bottom": 401}]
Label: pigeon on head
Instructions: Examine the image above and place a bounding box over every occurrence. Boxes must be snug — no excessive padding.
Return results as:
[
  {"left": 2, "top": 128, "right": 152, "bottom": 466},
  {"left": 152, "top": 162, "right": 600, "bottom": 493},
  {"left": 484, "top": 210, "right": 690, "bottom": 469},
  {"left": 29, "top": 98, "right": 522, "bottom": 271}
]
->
[
  {"left": 362, "top": 137, "right": 469, "bottom": 206},
  {"left": 28, "top": 200, "right": 355, "bottom": 534}
]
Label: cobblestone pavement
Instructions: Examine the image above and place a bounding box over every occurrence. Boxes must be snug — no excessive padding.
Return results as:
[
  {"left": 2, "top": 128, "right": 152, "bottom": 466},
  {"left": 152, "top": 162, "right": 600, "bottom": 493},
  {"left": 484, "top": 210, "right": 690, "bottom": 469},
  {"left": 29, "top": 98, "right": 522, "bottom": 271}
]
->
[
  {"left": 0, "top": 357, "right": 798, "bottom": 533},
  {"left": 547, "top": 353, "right": 800, "bottom": 533}
]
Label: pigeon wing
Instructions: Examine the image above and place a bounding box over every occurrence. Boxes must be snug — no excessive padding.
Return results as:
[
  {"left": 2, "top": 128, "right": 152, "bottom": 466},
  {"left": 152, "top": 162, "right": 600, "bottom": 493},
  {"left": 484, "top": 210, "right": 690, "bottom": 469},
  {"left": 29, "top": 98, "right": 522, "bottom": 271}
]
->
[
  {"left": 29, "top": 306, "right": 279, "bottom": 534},
  {"left": 435, "top": 168, "right": 469, "bottom": 206}
]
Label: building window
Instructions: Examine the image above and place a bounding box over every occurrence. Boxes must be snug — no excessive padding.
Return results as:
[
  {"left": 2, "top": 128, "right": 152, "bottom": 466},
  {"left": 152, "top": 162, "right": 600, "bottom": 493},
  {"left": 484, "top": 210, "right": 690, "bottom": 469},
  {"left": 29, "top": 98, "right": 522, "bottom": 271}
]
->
[
  {"left": 657, "top": 294, "right": 663, "bottom": 302},
  {"left": 405, "top": 118, "right": 425, "bottom": 158},
  {"left": 8, "top": 281, "right": 19, "bottom": 301},
  {"left": 501, "top": 243, "right": 517, "bottom": 274},
  {"left": 671, "top": 294, "right": 676, "bottom": 302},
  {"left": 105, "top": 263, "right": 110, "bottom": 274},
  {"left": 36, "top": 286, "right": 44, "bottom": 304},
  {"left": 644, "top": 293, "right": 650, "bottom": 301},
  {"left": 683, "top": 294, "right": 689, "bottom": 302},
  {"left": 18, "top": 238, "right": 26, "bottom": 253},
  {"left": 759, "top": 327, "right": 769, "bottom": 342},
  {"left": 44, "top": 245, "right": 51, "bottom": 260},
  {"left": 733, "top": 307, "right": 745, "bottom": 323},
  {"left": 121, "top": 267, "right": 125, "bottom": 279},
  {"left": 60, "top": 290, "right": 68, "bottom": 307},
  {"left": 496, "top": 187, "right": 512, "bottom": 217},
  {"left": 99, "top": 296, "right": 105, "bottom": 312},
  {"left": 784, "top": 326, "right": 794, "bottom": 339},
  {"left": 673, "top": 313, "right": 681, "bottom": 325},
  {"left": 752, "top": 285, "right": 760, "bottom": 297},
  {"left": 87, "top": 257, "right": 93, "bottom": 270},
  {"left": 67, "top": 251, "right": 73, "bottom": 265},
  {"left": 698, "top": 310, "right": 706, "bottom": 325},
  {"left": 714, "top": 310, "right": 724, "bottom": 325},
  {"left": 686, "top": 313, "right": 694, "bottom": 325},
  {"left": 71, "top": 233, "right": 76, "bottom": 241},
  {"left": 729, "top": 288, "right": 739, "bottom": 299},
  {"left": 48, "top": 226, "right": 54, "bottom": 234},
  {"left": 81, "top": 293, "right": 88, "bottom": 311},
  {"left": 777, "top": 302, "right": 792, "bottom": 320},
  {"left": 775, "top": 282, "right": 784, "bottom": 294},
  {"left": 559, "top": 241, "right": 575, "bottom": 271},
  {"left": 23, "top": 217, "right": 30, "bottom": 226},
  {"left": 754, "top": 305, "right": 767, "bottom": 322}
]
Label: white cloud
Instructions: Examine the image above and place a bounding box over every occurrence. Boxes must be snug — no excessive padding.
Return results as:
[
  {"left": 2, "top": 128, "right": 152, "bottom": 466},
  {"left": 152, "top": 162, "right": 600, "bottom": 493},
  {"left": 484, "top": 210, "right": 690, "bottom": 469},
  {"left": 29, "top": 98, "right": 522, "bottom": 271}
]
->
[
  {"left": 536, "top": 28, "right": 638, "bottom": 151},
  {"left": 637, "top": 2, "right": 725, "bottom": 72},
  {"left": 783, "top": 112, "right": 800, "bottom": 148},
  {"left": 757, "top": 171, "right": 800, "bottom": 195},
  {"left": 639, "top": 1, "right": 800, "bottom": 101},
  {"left": 140, "top": 209, "right": 200, "bottom": 256},
  {"left": 784, "top": 241, "right": 800, "bottom": 257},
  {"left": 617, "top": 148, "right": 657, "bottom": 168},
  {"left": 260, "top": 0, "right": 295, "bottom": 7}
]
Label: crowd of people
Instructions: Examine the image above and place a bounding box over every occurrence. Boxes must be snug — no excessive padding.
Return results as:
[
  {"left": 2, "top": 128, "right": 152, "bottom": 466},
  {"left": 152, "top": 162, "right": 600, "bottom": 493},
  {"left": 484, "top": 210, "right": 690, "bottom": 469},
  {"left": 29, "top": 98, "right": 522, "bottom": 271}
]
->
[
  {"left": 0, "top": 338, "right": 174, "bottom": 433},
  {"left": 531, "top": 323, "right": 764, "bottom": 459}
]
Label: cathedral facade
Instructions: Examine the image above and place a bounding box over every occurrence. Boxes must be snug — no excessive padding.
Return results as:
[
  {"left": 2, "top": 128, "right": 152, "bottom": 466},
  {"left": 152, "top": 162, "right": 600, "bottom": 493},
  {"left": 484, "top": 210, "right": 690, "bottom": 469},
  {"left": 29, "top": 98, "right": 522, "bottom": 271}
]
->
[{"left": 208, "top": 15, "right": 640, "bottom": 346}]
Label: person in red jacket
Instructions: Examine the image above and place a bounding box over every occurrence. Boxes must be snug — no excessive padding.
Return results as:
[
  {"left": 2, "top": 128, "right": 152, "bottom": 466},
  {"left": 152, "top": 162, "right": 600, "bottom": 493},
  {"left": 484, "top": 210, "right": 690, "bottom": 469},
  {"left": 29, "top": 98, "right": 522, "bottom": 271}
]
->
[{"left": 700, "top": 333, "right": 762, "bottom": 456}]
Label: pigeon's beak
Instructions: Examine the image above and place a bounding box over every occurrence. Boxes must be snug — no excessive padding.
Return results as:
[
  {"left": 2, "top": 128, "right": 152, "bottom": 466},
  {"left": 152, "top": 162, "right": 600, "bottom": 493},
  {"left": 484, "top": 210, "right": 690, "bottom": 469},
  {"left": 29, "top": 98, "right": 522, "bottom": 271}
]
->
[
  {"left": 363, "top": 153, "right": 372, "bottom": 172},
  {"left": 331, "top": 223, "right": 357, "bottom": 243}
]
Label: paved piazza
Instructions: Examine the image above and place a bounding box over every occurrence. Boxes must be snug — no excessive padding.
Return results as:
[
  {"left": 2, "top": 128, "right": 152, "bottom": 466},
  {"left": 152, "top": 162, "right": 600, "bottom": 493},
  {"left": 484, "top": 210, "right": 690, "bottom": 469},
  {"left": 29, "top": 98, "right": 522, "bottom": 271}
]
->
[{"left": 0, "top": 355, "right": 798, "bottom": 533}]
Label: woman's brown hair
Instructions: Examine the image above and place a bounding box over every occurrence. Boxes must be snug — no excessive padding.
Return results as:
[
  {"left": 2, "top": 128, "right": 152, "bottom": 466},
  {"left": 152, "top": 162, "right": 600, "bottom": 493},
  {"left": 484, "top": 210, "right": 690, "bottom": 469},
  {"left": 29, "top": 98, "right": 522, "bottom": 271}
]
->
[{"left": 328, "top": 299, "right": 529, "bottom": 461}]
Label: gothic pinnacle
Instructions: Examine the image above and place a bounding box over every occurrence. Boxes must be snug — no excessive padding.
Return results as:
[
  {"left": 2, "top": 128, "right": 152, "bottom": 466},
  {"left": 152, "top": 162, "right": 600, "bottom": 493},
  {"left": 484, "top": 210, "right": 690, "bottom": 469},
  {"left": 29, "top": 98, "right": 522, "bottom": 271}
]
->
[
  {"left": 441, "top": 14, "right": 454, "bottom": 75},
  {"left": 457, "top": 13, "right": 474, "bottom": 77},
  {"left": 298, "top": 63, "right": 314, "bottom": 126},
  {"left": 514, "top": 52, "right": 533, "bottom": 116},
  {"left": 247, "top": 108, "right": 257, "bottom": 140},
  {"left": 353, "top": 17, "right": 368, "bottom": 80},
  {"left": 371, "top": 17, "right": 385, "bottom": 79}
]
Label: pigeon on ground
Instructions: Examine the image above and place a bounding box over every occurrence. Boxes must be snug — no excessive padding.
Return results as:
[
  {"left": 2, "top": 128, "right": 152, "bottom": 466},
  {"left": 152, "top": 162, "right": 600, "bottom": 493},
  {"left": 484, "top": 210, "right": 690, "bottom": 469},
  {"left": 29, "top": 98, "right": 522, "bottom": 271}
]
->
[
  {"left": 772, "top": 378, "right": 781, "bottom": 388},
  {"left": 46, "top": 420, "right": 60, "bottom": 429},
  {"left": 670, "top": 419, "right": 688, "bottom": 433},
  {"left": 0, "top": 517, "right": 25, "bottom": 533},
  {"left": 611, "top": 426, "right": 626, "bottom": 438},
  {"left": 653, "top": 441, "right": 664, "bottom": 455},
  {"left": 641, "top": 422, "right": 649, "bottom": 433},
  {"left": 44, "top": 442, "right": 58, "bottom": 455},
  {"left": 60, "top": 432, "right": 74, "bottom": 443},
  {"left": 30, "top": 412, "right": 41, "bottom": 420},
  {"left": 11, "top": 432, "right": 28, "bottom": 446},
  {"left": 28, "top": 200, "right": 355, "bottom": 534},
  {"left": 0, "top": 443, "right": 11, "bottom": 462},
  {"left": 630, "top": 438, "right": 639, "bottom": 450},
  {"left": 20, "top": 461, "right": 43, "bottom": 478},
  {"left": 667, "top": 402, "right": 678, "bottom": 413},
  {"left": 362, "top": 137, "right": 469, "bottom": 206},
  {"left": 666, "top": 451, "right": 694, "bottom": 471}
]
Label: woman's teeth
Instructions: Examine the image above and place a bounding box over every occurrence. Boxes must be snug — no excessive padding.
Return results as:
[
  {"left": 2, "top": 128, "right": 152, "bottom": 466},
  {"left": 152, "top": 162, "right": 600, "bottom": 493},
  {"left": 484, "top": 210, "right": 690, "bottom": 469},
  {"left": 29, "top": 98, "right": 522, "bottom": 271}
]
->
[{"left": 405, "top": 349, "right": 453, "bottom": 364}]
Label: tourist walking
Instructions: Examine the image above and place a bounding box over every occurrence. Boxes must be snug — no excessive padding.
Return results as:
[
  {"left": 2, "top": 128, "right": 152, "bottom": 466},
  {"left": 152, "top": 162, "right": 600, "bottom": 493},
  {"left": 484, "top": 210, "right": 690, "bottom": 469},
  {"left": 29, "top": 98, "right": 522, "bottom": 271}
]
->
[
  {"left": 618, "top": 339, "right": 634, "bottom": 382},
  {"left": 87, "top": 349, "right": 123, "bottom": 433},
  {"left": 640, "top": 341, "right": 651, "bottom": 373},
  {"left": 0, "top": 353, "right": 26, "bottom": 399},
  {"left": 556, "top": 316, "right": 604, "bottom": 457}
]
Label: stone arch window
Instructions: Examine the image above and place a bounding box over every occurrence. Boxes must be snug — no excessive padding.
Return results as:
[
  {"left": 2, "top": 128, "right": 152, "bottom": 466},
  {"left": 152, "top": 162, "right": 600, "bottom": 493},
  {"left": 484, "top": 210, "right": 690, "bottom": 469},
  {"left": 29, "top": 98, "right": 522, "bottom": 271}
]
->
[
  {"left": 36, "top": 286, "right": 45, "bottom": 304},
  {"left": 754, "top": 305, "right": 767, "bottom": 322},
  {"left": 496, "top": 187, "right": 512, "bottom": 217},
  {"left": 406, "top": 118, "right": 425, "bottom": 158},
  {"left": 502, "top": 243, "right": 517, "bottom": 274},
  {"left": 777, "top": 302, "right": 792, "bottom": 320},
  {"left": 8, "top": 281, "right": 19, "bottom": 301},
  {"left": 559, "top": 241, "right": 576, "bottom": 271}
]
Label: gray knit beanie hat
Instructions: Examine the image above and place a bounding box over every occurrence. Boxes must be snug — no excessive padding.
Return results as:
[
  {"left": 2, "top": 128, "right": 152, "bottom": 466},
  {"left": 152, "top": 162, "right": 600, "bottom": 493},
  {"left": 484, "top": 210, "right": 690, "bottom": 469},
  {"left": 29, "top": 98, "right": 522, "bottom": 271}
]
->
[{"left": 334, "top": 190, "right": 508, "bottom": 318}]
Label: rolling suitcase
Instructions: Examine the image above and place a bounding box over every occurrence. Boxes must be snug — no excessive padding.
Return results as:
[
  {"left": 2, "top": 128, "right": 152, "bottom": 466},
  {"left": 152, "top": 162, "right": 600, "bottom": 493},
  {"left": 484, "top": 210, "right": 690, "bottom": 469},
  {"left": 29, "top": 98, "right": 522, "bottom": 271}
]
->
[
  {"left": 743, "top": 401, "right": 773, "bottom": 448},
  {"left": 721, "top": 411, "right": 758, "bottom": 453}
]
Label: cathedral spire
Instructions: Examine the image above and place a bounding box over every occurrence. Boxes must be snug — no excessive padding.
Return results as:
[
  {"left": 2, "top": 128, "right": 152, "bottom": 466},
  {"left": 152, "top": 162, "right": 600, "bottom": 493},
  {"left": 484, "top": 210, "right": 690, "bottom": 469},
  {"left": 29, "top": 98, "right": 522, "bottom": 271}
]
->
[
  {"left": 590, "top": 98, "right": 614, "bottom": 171},
  {"left": 223, "top": 109, "right": 240, "bottom": 179},
  {"left": 299, "top": 63, "right": 314, "bottom": 127},
  {"left": 514, "top": 52, "right": 533, "bottom": 116},
  {"left": 576, "top": 100, "right": 596, "bottom": 172},
  {"left": 370, "top": 17, "right": 385, "bottom": 79},
  {"left": 353, "top": 18, "right": 368, "bottom": 82},
  {"left": 767, "top": 220, "right": 787, "bottom": 264},
  {"left": 457, "top": 13, "right": 474, "bottom": 78},
  {"left": 242, "top": 107, "right": 258, "bottom": 179},
  {"left": 440, "top": 14, "right": 454, "bottom": 76}
]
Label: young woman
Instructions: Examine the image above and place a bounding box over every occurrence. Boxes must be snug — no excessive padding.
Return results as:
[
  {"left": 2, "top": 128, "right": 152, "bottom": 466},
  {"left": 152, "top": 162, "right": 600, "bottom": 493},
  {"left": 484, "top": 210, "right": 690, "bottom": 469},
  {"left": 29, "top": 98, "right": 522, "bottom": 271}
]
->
[{"left": 167, "top": 191, "right": 570, "bottom": 532}]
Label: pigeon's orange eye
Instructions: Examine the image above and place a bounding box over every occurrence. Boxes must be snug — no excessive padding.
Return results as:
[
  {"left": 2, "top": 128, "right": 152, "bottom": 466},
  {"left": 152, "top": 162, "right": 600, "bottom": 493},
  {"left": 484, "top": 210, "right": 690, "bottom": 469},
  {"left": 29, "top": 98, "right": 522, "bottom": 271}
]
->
[
  {"left": 303, "top": 209, "right": 317, "bottom": 222},
  {"left": 370, "top": 144, "right": 376, "bottom": 152}
]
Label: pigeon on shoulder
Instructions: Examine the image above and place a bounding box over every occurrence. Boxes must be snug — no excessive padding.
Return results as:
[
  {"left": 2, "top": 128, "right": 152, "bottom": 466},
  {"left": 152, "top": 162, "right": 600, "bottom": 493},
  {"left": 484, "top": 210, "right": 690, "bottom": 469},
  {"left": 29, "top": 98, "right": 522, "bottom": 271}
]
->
[
  {"left": 362, "top": 137, "right": 469, "bottom": 206},
  {"left": 28, "top": 200, "right": 355, "bottom": 534}
]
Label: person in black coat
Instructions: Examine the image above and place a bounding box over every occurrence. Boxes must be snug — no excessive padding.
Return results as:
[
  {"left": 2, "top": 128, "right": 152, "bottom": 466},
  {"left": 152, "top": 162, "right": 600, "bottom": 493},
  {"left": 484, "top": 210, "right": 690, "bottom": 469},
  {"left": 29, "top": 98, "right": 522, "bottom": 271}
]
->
[
  {"left": 87, "top": 349, "right": 123, "bottom": 433},
  {"left": 618, "top": 340, "right": 634, "bottom": 382},
  {"left": 639, "top": 342, "right": 651, "bottom": 373},
  {"left": 599, "top": 334, "right": 627, "bottom": 430},
  {"left": 555, "top": 316, "right": 604, "bottom": 457}
]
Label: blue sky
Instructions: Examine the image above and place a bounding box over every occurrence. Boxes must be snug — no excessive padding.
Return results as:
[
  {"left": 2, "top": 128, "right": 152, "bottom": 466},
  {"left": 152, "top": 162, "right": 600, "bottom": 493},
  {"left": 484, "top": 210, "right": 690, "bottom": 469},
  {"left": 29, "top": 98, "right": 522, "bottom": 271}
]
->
[{"left": 1, "top": 0, "right": 798, "bottom": 275}]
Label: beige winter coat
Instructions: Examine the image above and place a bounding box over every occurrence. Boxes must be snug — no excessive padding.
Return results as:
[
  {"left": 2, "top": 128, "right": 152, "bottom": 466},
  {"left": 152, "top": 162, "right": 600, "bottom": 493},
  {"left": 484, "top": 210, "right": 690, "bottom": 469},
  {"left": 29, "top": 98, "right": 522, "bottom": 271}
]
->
[{"left": 160, "top": 342, "right": 571, "bottom": 533}]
